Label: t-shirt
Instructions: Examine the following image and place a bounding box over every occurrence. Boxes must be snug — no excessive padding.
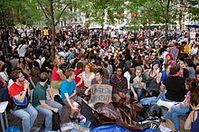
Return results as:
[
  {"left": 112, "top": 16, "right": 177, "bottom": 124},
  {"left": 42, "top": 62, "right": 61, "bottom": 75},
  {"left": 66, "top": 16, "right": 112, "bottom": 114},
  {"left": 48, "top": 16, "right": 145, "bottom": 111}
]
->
[
  {"left": 130, "top": 75, "right": 147, "bottom": 89},
  {"left": 74, "top": 69, "right": 84, "bottom": 89},
  {"left": 32, "top": 82, "right": 47, "bottom": 107},
  {"left": 60, "top": 80, "right": 76, "bottom": 100},
  {"left": 163, "top": 76, "right": 186, "bottom": 102},
  {"left": 51, "top": 66, "right": 62, "bottom": 81},
  {"left": 9, "top": 82, "right": 25, "bottom": 97}
]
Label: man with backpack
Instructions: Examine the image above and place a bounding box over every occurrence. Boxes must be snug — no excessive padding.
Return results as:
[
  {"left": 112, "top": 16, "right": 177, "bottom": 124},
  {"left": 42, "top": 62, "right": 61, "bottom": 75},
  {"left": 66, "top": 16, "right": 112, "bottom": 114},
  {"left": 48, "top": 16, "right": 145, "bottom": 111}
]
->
[
  {"left": 32, "top": 72, "right": 63, "bottom": 131},
  {"left": 9, "top": 69, "right": 38, "bottom": 132}
]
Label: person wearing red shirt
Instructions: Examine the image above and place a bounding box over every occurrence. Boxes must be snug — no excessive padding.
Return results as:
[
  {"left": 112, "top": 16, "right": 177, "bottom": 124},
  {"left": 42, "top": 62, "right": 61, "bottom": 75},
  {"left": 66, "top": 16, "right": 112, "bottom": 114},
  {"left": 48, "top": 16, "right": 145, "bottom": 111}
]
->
[
  {"left": 74, "top": 62, "right": 85, "bottom": 97},
  {"left": 9, "top": 69, "right": 38, "bottom": 132},
  {"left": 50, "top": 55, "right": 66, "bottom": 99}
]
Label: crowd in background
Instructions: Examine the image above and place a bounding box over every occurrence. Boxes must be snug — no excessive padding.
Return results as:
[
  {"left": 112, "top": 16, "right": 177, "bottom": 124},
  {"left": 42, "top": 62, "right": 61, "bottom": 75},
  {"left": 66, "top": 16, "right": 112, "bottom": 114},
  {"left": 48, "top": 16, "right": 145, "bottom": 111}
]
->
[{"left": 0, "top": 25, "right": 199, "bottom": 132}]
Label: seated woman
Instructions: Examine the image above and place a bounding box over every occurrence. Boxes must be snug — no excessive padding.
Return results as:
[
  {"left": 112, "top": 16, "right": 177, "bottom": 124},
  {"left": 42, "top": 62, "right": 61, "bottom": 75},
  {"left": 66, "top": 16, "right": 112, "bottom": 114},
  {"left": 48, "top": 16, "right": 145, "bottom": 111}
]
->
[
  {"left": 162, "top": 79, "right": 197, "bottom": 132},
  {"left": 184, "top": 85, "right": 199, "bottom": 131},
  {"left": 50, "top": 55, "right": 66, "bottom": 99},
  {"left": 144, "top": 61, "right": 162, "bottom": 97}
]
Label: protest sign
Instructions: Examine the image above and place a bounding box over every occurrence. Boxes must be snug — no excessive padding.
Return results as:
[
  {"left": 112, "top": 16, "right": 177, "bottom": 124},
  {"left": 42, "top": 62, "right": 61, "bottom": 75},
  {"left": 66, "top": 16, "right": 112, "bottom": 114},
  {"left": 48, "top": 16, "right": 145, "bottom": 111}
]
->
[{"left": 90, "top": 84, "right": 112, "bottom": 104}]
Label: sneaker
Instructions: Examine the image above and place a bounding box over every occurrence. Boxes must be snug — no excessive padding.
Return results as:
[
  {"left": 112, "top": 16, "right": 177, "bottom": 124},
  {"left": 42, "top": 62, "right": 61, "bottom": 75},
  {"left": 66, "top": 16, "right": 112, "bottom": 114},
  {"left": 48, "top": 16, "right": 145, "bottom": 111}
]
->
[{"left": 160, "top": 116, "right": 166, "bottom": 122}]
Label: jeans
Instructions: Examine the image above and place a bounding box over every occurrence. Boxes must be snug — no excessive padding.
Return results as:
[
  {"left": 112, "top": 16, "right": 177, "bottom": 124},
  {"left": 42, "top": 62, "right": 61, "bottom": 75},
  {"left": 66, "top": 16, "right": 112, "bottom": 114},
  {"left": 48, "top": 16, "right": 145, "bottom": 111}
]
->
[
  {"left": 134, "top": 87, "right": 143, "bottom": 100},
  {"left": 163, "top": 106, "right": 190, "bottom": 131},
  {"left": 36, "top": 100, "right": 63, "bottom": 131},
  {"left": 10, "top": 104, "right": 38, "bottom": 132},
  {"left": 0, "top": 87, "right": 8, "bottom": 101}
]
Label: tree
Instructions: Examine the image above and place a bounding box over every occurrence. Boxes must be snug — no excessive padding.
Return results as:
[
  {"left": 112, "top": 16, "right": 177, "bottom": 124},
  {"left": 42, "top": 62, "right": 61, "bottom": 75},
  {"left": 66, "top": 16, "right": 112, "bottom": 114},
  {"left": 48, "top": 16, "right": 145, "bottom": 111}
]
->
[
  {"left": 36, "top": 0, "right": 79, "bottom": 60},
  {"left": 186, "top": 0, "right": 199, "bottom": 21},
  {"left": 128, "top": 0, "right": 178, "bottom": 43},
  {"left": 0, "top": 0, "right": 42, "bottom": 26},
  {"left": 79, "top": 0, "right": 126, "bottom": 37}
]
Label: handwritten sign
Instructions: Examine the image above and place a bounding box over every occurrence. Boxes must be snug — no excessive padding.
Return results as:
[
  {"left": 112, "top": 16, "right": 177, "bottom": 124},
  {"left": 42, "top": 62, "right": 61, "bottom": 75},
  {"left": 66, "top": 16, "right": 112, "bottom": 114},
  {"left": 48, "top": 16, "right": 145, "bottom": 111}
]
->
[{"left": 90, "top": 84, "right": 112, "bottom": 104}]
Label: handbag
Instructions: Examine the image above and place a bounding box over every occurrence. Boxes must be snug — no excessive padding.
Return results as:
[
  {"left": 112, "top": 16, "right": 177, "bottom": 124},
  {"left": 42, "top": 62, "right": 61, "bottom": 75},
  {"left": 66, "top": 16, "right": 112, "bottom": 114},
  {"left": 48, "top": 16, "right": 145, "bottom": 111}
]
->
[{"left": 12, "top": 96, "right": 29, "bottom": 110}]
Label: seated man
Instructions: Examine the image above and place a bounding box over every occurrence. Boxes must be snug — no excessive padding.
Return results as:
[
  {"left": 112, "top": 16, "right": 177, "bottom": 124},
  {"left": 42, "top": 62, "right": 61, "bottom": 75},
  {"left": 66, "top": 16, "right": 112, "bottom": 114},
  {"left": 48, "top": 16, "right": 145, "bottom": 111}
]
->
[
  {"left": 161, "top": 65, "right": 187, "bottom": 102},
  {"left": 32, "top": 72, "right": 63, "bottom": 131},
  {"left": 9, "top": 69, "right": 38, "bottom": 132},
  {"left": 85, "top": 68, "right": 109, "bottom": 95},
  {"left": 110, "top": 66, "right": 130, "bottom": 103},
  {"left": 60, "top": 69, "right": 80, "bottom": 120},
  {"left": 130, "top": 66, "right": 146, "bottom": 100}
]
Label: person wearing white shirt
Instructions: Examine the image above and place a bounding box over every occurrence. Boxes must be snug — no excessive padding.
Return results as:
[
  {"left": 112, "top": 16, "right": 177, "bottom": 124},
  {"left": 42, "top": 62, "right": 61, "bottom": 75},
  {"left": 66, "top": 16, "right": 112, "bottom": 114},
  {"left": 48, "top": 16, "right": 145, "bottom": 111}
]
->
[{"left": 17, "top": 44, "right": 28, "bottom": 57}]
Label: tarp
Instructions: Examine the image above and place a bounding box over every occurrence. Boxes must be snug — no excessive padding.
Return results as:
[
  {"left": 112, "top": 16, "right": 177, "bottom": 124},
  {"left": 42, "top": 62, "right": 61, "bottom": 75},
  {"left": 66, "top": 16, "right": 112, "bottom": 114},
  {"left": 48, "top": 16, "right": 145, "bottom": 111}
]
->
[{"left": 91, "top": 125, "right": 160, "bottom": 132}]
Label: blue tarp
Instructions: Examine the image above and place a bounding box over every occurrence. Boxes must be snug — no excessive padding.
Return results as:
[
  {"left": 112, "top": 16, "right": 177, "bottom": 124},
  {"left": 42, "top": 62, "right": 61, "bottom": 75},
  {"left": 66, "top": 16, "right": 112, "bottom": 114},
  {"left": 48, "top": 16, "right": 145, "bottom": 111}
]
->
[{"left": 91, "top": 124, "right": 160, "bottom": 132}]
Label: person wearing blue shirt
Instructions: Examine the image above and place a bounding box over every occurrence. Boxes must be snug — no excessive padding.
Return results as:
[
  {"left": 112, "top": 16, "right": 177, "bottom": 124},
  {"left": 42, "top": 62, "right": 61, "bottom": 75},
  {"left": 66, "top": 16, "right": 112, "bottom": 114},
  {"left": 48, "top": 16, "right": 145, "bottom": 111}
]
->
[
  {"left": 60, "top": 69, "right": 80, "bottom": 120},
  {"left": 161, "top": 64, "right": 171, "bottom": 82}
]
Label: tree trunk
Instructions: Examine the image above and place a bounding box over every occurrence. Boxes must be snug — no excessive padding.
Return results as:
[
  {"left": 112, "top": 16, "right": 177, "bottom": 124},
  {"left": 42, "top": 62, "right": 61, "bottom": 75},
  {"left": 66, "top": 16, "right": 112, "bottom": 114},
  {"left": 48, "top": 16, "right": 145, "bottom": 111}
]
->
[
  {"left": 179, "top": 0, "right": 183, "bottom": 30},
  {"left": 49, "top": 0, "right": 56, "bottom": 61},
  {"left": 165, "top": 0, "right": 171, "bottom": 44},
  {"left": 101, "top": 9, "right": 105, "bottom": 42}
]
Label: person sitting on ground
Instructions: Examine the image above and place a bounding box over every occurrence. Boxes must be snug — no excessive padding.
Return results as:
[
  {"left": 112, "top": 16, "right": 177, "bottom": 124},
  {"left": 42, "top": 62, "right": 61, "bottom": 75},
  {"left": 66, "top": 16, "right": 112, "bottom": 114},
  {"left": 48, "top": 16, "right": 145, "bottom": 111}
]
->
[
  {"left": 85, "top": 68, "right": 109, "bottom": 96},
  {"left": 74, "top": 62, "right": 85, "bottom": 97},
  {"left": 162, "top": 79, "right": 197, "bottom": 132},
  {"left": 80, "top": 63, "right": 95, "bottom": 89},
  {"left": 32, "top": 72, "right": 63, "bottom": 131},
  {"left": 161, "top": 65, "right": 187, "bottom": 102},
  {"left": 110, "top": 66, "right": 130, "bottom": 103},
  {"left": 60, "top": 69, "right": 80, "bottom": 121},
  {"left": 50, "top": 55, "right": 66, "bottom": 98},
  {"left": 8, "top": 69, "right": 38, "bottom": 132},
  {"left": 184, "top": 86, "right": 199, "bottom": 131},
  {"left": 130, "top": 66, "right": 147, "bottom": 100},
  {"left": 144, "top": 61, "right": 162, "bottom": 97}
]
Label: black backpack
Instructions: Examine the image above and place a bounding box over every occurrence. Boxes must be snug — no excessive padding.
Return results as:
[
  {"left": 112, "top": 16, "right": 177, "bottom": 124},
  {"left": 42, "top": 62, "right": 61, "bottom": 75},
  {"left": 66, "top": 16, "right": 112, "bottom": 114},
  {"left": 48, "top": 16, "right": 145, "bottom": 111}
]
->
[{"left": 52, "top": 111, "right": 61, "bottom": 131}]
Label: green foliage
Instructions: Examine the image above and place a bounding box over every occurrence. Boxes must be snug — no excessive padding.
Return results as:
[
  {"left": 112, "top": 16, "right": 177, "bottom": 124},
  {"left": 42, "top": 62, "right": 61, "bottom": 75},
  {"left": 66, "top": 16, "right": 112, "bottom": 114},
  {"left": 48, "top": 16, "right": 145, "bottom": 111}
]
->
[
  {"left": 186, "top": 0, "right": 199, "bottom": 20},
  {"left": 78, "top": 0, "right": 126, "bottom": 26},
  {"left": 0, "top": 0, "right": 42, "bottom": 26},
  {"left": 128, "top": 0, "right": 178, "bottom": 26}
]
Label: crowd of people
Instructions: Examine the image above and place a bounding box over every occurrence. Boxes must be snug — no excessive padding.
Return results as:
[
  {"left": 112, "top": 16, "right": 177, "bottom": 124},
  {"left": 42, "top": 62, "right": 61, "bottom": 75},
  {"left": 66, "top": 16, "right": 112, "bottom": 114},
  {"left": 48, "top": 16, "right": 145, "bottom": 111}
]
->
[{"left": 0, "top": 25, "right": 199, "bottom": 132}]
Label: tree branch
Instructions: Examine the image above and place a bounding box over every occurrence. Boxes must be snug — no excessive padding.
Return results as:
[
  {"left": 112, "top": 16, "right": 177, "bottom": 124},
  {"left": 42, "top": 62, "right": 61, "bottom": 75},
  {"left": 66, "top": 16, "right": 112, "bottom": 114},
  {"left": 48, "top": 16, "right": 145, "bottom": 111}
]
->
[
  {"left": 37, "top": 0, "right": 51, "bottom": 21},
  {"left": 55, "top": 3, "right": 70, "bottom": 26}
]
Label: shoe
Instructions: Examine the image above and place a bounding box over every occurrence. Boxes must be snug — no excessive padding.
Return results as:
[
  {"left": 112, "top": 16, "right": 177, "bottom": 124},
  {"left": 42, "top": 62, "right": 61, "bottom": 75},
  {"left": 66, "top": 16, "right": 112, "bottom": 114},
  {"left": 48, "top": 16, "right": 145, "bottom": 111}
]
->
[{"left": 160, "top": 116, "right": 166, "bottom": 122}]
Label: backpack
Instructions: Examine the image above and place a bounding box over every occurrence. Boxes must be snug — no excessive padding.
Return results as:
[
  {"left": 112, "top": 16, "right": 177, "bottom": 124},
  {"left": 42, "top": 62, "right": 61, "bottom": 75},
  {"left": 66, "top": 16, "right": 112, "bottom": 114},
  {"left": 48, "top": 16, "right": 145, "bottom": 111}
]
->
[
  {"left": 140, "top": 105, "right": 162, "bottom": 130},
  {"left": 52, "top": 111, "right": 61, "bottom": 131}
]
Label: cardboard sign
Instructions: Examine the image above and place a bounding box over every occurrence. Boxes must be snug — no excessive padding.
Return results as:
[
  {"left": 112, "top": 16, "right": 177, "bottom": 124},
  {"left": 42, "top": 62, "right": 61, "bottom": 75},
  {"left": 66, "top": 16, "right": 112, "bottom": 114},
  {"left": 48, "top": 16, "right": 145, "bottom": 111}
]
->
[{"left": 90, "top": 84, "right": 112, "bottom": 104}]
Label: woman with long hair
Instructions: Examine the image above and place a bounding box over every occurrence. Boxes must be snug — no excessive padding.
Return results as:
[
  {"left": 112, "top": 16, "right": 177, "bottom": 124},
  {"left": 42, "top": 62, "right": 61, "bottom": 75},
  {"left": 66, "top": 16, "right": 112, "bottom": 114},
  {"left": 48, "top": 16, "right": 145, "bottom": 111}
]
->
[
  {"left": 185, "top": 86, "right": 199, "bottom": 131},
  {"left": 49, "top": 55, "right": 66, "bottom": 99}
]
